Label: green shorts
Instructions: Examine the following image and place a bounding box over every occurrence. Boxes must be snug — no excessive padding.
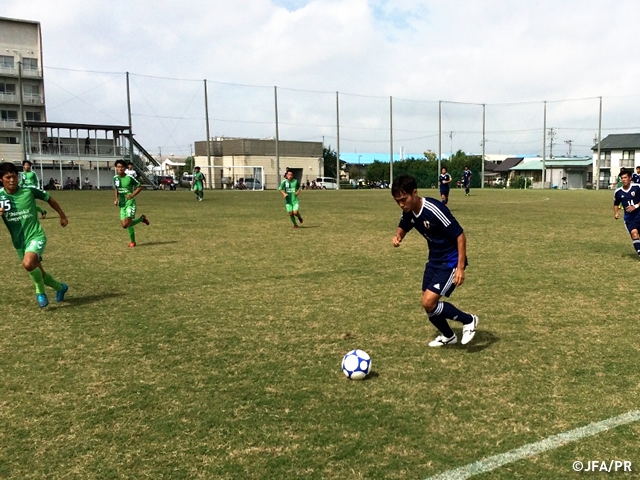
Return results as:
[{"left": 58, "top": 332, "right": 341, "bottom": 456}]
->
[
  {"left": 120, "top": 201, "right": 137, "bottom": 220},
  {"left": 285, "top": 202, "right": 300, "bottom": 213},
  {"left": 193, "top": 183, "right": 203, "bottom": 192},
  {"left": 16, "top": 236, "right": 47, "bottom": 261}
]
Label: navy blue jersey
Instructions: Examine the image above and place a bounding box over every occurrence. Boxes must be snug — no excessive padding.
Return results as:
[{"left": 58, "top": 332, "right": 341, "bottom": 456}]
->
[
  {"left": 613, "top": 184, "right": 640, "bottom": 221},
  {"left": 398, "top": 197, "right": 464, "bottom": 267},
  {"left": 463, "top": 170, "right": 472, "bottom": 185},
  {"left": 633, "top": 172, "right": 640, "bottom": 184},
  {"left": 439, "top": 173, "right": 451, "bottom": 191}
]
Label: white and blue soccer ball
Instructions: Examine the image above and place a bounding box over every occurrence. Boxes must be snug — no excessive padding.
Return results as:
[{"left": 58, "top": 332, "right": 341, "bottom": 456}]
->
[{"left": 342, "top": 349, "right": 372, "bottom": 380}]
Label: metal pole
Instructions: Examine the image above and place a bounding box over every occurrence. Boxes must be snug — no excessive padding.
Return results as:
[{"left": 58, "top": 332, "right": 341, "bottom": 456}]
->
[
  {"left": 336, "top": 91, "right": 340, "bottom": 190},
  {"left": 17, "top": 59, "right": 27, "bottom": 163},
  {"left": 595, "top": 96, "right": 602, "bottom": 190},
  {"left": 438, "top": 101, "right": 442, "bottom": 174},
  {"left": 204, "top": 79, "right": 212, "bottom": 189},
  {"left": 389, "top": 96, "right": 393, "bottom": 185},
  {"left": 126, "top": 72, "right": 133, "bottom": 166},
  {"left": 482, "top": 104, "right": 485, "bottom": 189},
  {"left": 542, "top": 101, "right": 547, "bottom": 189},
  {"left": 274, "top": 86, "right": 280, "bottom": 184}
]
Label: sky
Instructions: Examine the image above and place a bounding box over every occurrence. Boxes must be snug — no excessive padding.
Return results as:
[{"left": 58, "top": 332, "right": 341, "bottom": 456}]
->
[{"left": 5, "top": 0, "right": 640, "bottom": 160}]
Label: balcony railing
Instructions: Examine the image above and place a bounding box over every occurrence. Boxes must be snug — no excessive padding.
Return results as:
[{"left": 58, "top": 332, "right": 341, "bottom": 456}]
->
[
  {"left": 30, "top": 143, "right": 127, "bottom": 157},
  {"left": 0, "top": 92, "right": 18, "bottom": 103},
  {"left": 0, "top": 64, "right": 42, "bottom": 77},
  {"left": 24, "top": 93, "right": 43, "bottom": 104},
  {"left": 0, "top": 120, "right": 19, "bottom": 129}
]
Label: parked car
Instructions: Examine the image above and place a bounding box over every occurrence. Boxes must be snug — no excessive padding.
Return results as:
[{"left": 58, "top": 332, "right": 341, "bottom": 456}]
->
[
  {"left": 158, "top": 175, "right": 177, "bottom": 190},
  {"left": 315, "top": 176, "right": 338, "bottom": 189},
  {"left": 235, "top": 177, "right": 262, "bottom": 190},
  {"left": 180, "top": 173, "right": 193, "bottom": 189}
]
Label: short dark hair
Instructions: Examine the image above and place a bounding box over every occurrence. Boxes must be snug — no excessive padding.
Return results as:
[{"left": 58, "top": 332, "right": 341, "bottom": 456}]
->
[
  {"left": 127, "top": 162, "right": 133, "bottom": 166},
  {"left": 115, "top": 159, "right": 127, "bottom": 168},
  {"left": 620, "top": 168, "right": 633, "bottom": 178},
  {"left": 194, "top": 166, "right": 200, "bottom": 170},
  {"left": 391, "top": 174, "right": 417, "bottom": 197},
  {"left": 22, "top": 160, "right": 32, "bottom": 166},
  {"left": 0, "top": 162, "right": 19, "bottom": 177}
]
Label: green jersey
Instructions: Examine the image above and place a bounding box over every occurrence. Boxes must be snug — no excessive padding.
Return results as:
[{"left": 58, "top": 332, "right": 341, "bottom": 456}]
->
[
  {"left": 114, "top": 174, "right": 140, "bottom": 207},
  {"left": 0, "top": 186, "right": 49, "bottom": 250},
  {"left": 193, "top": 172, "right": 205, "bottom": 189},
  {"left": 20, "top": 170, "right": 39, "bottom": 188},
  {"left": 279, "top": 179, "right": 300, "bottom": 204}
]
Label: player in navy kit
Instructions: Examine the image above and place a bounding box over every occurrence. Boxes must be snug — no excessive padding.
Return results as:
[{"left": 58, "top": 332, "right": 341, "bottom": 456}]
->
[
  {"left": 614, "top": 168, "right": 640, "bottom": 258},
  {"left": 462, "top": 166, "right": 472, "bottom": 196},
  {"left": 632, "top": 166, "right": 640, "bottom": 184},
  {"left": 438, "top": 167, "right": 452, "bottom": 205},
  {"left": 391, "top": 174, "right": 478, "bottom": 347}
]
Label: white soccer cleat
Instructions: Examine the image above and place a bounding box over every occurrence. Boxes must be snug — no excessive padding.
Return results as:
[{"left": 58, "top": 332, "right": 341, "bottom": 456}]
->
[
  {"left": 461, "top": 315, "right": 479, "bottom": 345},
  {"left": 429, "top": 334, "right": 457, "bottom": 347}
]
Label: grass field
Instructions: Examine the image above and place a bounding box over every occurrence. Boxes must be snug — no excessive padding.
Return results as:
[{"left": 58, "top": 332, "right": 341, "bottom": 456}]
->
[{"left": 0, "top": 187, "right": 639, "bottom": 479}]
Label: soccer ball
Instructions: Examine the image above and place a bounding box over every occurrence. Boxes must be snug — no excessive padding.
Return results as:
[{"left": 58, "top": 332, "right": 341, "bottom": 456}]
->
[{"left": 342, "top": 349, "right": 372, "bottom": 380}]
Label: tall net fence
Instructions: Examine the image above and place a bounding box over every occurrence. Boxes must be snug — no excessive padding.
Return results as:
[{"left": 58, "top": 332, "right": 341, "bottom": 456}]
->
[{"left": 40, "top": 67, "right": 640, "bottom": 163}]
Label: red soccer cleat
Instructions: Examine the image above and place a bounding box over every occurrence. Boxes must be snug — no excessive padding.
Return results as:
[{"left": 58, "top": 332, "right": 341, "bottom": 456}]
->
[
  {"left": 128, "top": 242, "right": 136, "bottom": 248},
  {"left": 141, "top": 215, "right": 150, "bottom": 226}
]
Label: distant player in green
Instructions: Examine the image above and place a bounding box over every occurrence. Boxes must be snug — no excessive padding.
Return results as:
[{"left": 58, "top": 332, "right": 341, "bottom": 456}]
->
[
  {"left": 113, "top": 159, "right": 149, "bottom": 247},
  {"left": 192, "top": 166, "right": 206, "bottom": 201},
  {"left": 0, "top": 162, "right": 69, "bottom": 308},
  {"left": 20, "top": 160, "right": 47, "bottom": 219},
  {"left": 278, "top": 169, "right": 303, "bottom": 229}
]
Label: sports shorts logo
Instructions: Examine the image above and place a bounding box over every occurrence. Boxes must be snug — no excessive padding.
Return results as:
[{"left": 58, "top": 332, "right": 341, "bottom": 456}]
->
[{"left": 433, "top": 283, "right": 441, "bottom": 290}]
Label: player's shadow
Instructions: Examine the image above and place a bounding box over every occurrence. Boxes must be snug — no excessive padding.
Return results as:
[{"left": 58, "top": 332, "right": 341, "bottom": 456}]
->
[
  {"left": 135, "top": 241, "right": 179, "bottom": 248},
  {"left": 622, "top": 253, "right": 638, "bottom": 260},
  {"left": 61, "top": 292, "right": 120, "bottom": 307},
  {"left": 463, "top": 330, "right": 498, "bottom": 353}
]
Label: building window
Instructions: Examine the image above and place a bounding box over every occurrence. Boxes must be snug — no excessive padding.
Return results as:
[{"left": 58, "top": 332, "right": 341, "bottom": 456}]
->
[
  {"left": 0, "top": 110, "right": 18, "bottom": 121},
  {"left": 0, "top": 55, "right": 14, "bottom": 68},
  {"left": 22, "top": 57, "right": 38, "bottom": 71},
  {"left": 599, "top": 151, "right": 611, "bottom": 168},
  {"left": 25, "top": 111, "right": 41, "bottom": 121},
  {"left": 0, "top": 136, "right": 19, "bottom": 144},
  {"left": 23, "top": 84, "right": 40, "bottom": 95},
  {"left": 0, "top": 82, "right": 16, "bottom": 94},
  {"left": 621, "top": 150, "right": 635, "bottom": 167}
]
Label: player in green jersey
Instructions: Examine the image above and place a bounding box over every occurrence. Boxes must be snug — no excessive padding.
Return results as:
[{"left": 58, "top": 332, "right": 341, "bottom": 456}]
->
[
  {"left": 192, "top": 166, "right": 206, "bottom": 201},
  {"left": 278, "top": 169, "right": 304, "bottom": 229},
  {"left": 20, "top": 160, "right": 47, "bottom": 219},
  {"left": 113, "top": 159, "right": 149, "bottom": 247},
  {"left": 0, "top": 162, "right": 69, "bottom": 308}
]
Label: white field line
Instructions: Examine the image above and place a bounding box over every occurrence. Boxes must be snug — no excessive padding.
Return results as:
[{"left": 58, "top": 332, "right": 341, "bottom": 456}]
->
[{"left": 424, "top": 410, "right": 640, "bottom": 480}]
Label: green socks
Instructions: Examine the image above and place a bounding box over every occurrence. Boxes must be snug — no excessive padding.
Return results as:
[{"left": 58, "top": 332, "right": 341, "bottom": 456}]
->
[
  {"left": 130, "top": 217, "right": 143, "bottom": 227},
  {"left": 43, "top": 272, "right": 63, "bottom": 291},
  {"left": 289, "top": 215, "right": 297, "bottom": 226},
  {"left": 128, "top": 226, "right": 136, "bottom": 242},
  {"left": 28, "top": 268, "right": 46, "bottom": 294}
]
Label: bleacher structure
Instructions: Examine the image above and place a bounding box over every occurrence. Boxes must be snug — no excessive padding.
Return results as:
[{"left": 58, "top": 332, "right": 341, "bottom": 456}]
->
[{"left": 21, "top": 121, "right": 160, "bottom": 190}]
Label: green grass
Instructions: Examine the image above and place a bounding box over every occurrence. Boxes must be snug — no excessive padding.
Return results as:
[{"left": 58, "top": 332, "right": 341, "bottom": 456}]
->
[{"left": 0, "top": 187, "right": 639, "bottom": 479}]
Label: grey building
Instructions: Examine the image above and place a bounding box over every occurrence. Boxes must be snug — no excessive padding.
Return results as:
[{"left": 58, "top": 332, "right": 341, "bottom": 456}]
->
[{"left": 0, "top": 17, "right": 45, "bottom": 163}]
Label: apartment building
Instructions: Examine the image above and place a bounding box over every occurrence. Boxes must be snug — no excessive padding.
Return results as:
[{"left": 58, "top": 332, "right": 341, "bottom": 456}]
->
[{"left": 0, "top": 17, "right": 45, "bottom": 162}]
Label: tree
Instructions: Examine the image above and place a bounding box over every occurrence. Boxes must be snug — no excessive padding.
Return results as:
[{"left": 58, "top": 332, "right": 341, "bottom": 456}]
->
[{"left": 323, "top": 146, "right": 345, "bottom": 179}]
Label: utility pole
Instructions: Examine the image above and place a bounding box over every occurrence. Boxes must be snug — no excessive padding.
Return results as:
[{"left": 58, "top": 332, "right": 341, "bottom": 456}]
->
[
  {"left": 564, "top": 139, "right": 573, "bottom": 157},
  {"left": 448, "top": 131, "right": 453, "bottom": 157},
  {"left": 547, "top": 127, "right": 556, "bottom": 158}
]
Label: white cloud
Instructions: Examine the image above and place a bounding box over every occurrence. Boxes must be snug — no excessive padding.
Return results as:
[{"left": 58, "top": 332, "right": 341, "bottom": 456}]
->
[{"left": 5, "top": 0, "right": 640, "bottom": 156}]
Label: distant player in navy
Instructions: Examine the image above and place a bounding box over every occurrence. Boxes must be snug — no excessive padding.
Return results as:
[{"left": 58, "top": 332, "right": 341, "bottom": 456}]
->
[
  {"left": 438, "top": 167, "right": 452, "bottom": 205},
  {"left": 462, "top": 165, "right": 472, "bottom": 196},
  {"left": 391, "top": 174, "right": 478, "bottom": 347},
  {"left": 614, "top": 168, "right": 640, "bottom": 258},
  {"left": 632, "top": 166, "right": 640, "bottom": 184}
]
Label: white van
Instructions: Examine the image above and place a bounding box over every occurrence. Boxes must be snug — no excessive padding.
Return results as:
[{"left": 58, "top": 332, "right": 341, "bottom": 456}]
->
[{"left": 315, "top": 177, "right": 338, "bottom": 190}]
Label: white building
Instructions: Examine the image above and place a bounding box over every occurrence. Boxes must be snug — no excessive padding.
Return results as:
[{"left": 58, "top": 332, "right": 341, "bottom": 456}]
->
[
  {"left": 592, "top": 133, "right": 640, "bottom": 189},
  {"left": 0, "top": 17, "right": 45, "bottom": 163}
]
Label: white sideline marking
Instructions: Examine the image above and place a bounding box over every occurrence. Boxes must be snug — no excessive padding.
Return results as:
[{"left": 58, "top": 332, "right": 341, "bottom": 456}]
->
[{"left": 424, "top": 410, "right": 640, "bottom": 480}]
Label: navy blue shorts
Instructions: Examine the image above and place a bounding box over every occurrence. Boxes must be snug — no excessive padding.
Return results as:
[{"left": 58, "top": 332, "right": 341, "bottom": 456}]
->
[
  {"left": 440, "top": 187, "right": 450, "bottom": 196},
  {"left": 625, "top": 215, "right": 640, "bottom": 234},
  {"left": 422, "top": 263, "right": 463, "bottom": 297}
]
